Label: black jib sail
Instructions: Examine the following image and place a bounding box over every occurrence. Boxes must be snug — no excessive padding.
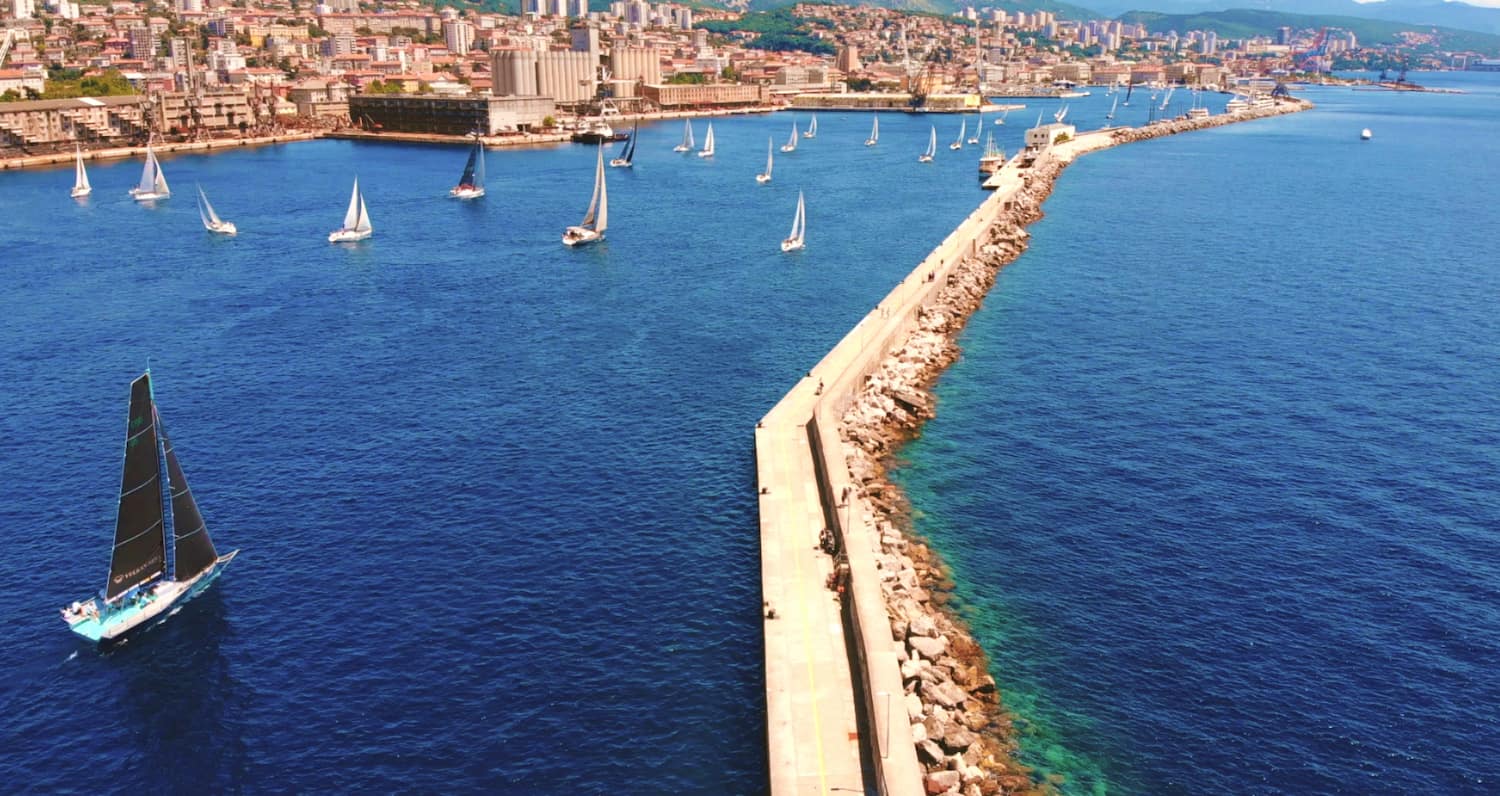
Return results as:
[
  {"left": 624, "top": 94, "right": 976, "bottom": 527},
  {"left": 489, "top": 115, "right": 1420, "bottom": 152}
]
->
[
  {"left": 458, "top": 142, "right": 479, "bottom": 188},
  {"left": 162, "top": 414, "right": 218, "bottom": 582},
  {"left": 106, "top": 373, "right": 165, "bottom": 601}
]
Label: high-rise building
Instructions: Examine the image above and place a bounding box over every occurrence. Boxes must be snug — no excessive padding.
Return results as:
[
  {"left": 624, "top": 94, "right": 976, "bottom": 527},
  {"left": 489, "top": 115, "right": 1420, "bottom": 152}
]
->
[
  {"left": 836, "top": 44, "right": 859, "bottom": 73},
  {"left": 442, "top": 18, "right": 473, "bottom": 56},
  {"left": 1277, "top": 26, "right": 1292, "bottom": 46},
  {"left": 10, "top": 0, "right": 34, "bottom": 19},
  {"left": 571, "top": 24, "right": 599, "bottom": 58},
  {"left": 169, "top": 36, "right": 191, "bottom": 70},
  {"left": 128, "top": 27, "right": 157, "bottom": 59}
]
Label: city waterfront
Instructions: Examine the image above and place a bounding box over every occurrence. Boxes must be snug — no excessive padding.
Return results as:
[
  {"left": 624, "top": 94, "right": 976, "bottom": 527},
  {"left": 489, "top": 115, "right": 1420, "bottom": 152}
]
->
[
  {"left": 1, "top": 76, "right": 1492, "bottom": 794},
  {"left": 893, "top": 72, "right": 1500, "bottom": 794}
]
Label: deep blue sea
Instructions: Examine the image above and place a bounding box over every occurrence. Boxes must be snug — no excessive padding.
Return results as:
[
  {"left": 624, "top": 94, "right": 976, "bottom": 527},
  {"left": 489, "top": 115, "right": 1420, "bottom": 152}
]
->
[
  {"left": 895, "top": 72, "right": 1500, "bottom": 794},
  {"left": 0, "top": 107, "right": 1017, "bottom": 791},
  {"left": 1, "top": 77, "right": 1488, "bottom": 794}
]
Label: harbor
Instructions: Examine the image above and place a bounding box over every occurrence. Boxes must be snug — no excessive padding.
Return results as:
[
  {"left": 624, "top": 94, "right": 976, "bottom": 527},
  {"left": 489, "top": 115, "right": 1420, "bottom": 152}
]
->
[{"left": 755, "top": 96, "right": 1308, "bottom": 794}]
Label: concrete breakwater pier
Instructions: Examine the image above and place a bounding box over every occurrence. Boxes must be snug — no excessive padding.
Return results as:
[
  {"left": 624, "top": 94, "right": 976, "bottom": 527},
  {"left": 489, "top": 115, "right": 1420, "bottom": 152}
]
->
[
  {"left": 0, "top": 131, "right": 319, "bottom": 170},
  {"left": 755, "top": 98, "right": 1307, "bottom": 795}
]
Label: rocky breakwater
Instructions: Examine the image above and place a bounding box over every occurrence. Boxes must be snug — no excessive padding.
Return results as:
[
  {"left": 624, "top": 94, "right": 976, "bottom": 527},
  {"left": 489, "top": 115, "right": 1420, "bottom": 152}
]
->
[
  {"left": 1107, "top": 98, "right": 1310, "bottom": 146},
  {"left": 838, "top": 159, "right": 1067, "bottom": 796},
  {"left": 832, "top": 99, "right": 1311, "bottom": 795}
]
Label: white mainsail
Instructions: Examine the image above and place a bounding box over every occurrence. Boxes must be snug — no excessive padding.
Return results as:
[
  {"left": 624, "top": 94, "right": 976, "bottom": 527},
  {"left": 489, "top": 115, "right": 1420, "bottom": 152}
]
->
[
  {"left": 788, "top": 191, "right": 804, "bottom": 242},
  {"left": 197, "top": 186, "right": 221, "bottom": 227},
  {"left": 581, "top": 146, "right": 607, "bottom": 232},
  {"left": 72, "top": 146, "right": 91, "bottom": 196},
  {"left": 757, "top": 137, "right": 773, "bottom": 183},
  {"left": 866, "top": 115, "right": 878, "bottom": 146},
  {"left": 782, "top": 121, "right": 798, "bottom": 152},
  {"left": 343, "top": 178, "right": 363, "bottom": 231},
  {"left": 675, "top": 119, "right": 694, "bottom": 152},
  {"left": 698, "top": 124, "right": 715, "bottom": 157}
]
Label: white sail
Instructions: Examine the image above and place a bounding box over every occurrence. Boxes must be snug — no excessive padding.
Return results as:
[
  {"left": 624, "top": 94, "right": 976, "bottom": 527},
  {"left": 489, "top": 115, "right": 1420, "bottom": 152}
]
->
[
  {"left": 74, "top": 147, "right": 90, "bottom": 192},
  {"left": 866, "top": 115, "right": 878, "bottom": 145},
  {"left": 594, "top": 146, "right": 608, "bottom": 233},
  {"left": 758, "top": 137, "right": 773, "bottom": 183},
  {"left": 698, "top": 124, "right": 714, "bottom": 157},
  {"left": 581, "top": 147, "right": 606, "bottom": 229},
  {"left": 675, "top": 119, "right": 694, "bottom": 151},
  {"left": 781, "top": 191, "right": 805, "bottom": 251},
  {"left": 355, "top": 194, "right": 372, "bottom": 234},
  {"left": 803, "top": 116, "right": 817, "bottom": 138},
  {"left": 135, "top": 148, "right": 157, "bottom": 194},
  {"left": 153, "top": 151, "right": 169, "bottom": 195},
  {"left": 343, "top": 178, "right": 362, "bottom": 231},
  {"left": 920, "top": 126, "right": 936, "bottom": 161},
  {"left": 197, "top": 186, "right": 221, "bottom": 227},
  {"left": 782, "top": 121, "right": 798, "bottom": 152}
]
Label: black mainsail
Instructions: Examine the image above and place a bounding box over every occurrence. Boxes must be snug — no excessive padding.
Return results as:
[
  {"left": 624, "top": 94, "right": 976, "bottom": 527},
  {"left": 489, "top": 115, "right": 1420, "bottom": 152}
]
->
[
  {"left": 106, "top": 374, "right": 165, "bottom": 602},
  {"left": 162, "top": 415, "right": 218, "bottom": 582},
  {"left": 458, "top": 141, "right": 479, "bottom": 188}
]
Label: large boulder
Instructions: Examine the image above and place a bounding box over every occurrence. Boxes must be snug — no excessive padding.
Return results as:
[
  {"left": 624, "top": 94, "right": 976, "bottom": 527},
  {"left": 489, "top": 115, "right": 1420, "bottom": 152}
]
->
[
  {"left": 908, "top": 635, "right": 948, "bottom": 660},
  {"left": 925, "top": 770, "right": 961, "bottom": 794},
  {"left": 917, "top": 739, "right": 947, "bottom": 767},
  {"left": 923, "top": 679, "right": 968, "bottom": 709}
]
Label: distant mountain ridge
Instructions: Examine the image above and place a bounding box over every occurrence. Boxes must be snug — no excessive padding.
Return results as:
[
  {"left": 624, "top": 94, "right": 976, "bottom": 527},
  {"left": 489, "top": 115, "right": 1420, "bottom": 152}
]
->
[
  {"left": 1120, "top": 8, "right": 1500, "bottom": 53},
  {"left": 1096, "top": 1, "right": 1500, "bottom": 35},
  {"left": 742, "top": 0, "right": 1103, "bottom": 19}
]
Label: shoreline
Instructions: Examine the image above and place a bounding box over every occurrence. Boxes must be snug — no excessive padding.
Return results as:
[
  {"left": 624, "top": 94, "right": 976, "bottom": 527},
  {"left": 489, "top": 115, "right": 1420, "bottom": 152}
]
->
[
  {"left": 0, "top": 106, "right": 779, "bottom": 171},
  {"left": 816, "top": 100, "right": 1309, "bottom": 793}
]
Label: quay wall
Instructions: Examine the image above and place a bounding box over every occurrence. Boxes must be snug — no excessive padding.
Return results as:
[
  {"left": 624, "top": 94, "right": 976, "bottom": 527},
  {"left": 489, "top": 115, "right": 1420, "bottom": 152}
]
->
[{"left": 0, "top": 132, "right": 318, "bottom": 170}]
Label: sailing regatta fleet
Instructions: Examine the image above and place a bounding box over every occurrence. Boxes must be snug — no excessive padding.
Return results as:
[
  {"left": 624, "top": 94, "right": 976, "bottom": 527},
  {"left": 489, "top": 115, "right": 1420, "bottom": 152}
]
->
[{"left": 72, "top": 111, "right": 1024, "bottom": 254}]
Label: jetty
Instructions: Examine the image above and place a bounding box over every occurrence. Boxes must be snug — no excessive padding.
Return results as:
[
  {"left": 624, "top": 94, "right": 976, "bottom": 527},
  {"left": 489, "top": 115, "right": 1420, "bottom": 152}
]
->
[
  {"left": 0, "top": 131, "right": 318, "bottom": 170},
  {"left": 755, "top": 98, "right": 1308, "bottom": 795}
]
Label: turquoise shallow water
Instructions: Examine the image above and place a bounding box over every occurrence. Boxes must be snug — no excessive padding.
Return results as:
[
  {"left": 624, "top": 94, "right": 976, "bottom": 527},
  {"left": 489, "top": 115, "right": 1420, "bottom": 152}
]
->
[{"left": 895, "top": 72, "right": 1500, "bottom": 794}]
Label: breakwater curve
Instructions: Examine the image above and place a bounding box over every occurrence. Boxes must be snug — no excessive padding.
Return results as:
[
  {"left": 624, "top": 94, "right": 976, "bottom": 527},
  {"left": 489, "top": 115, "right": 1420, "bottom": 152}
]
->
[{"left": 754, "top": 98, "right": 1308, "bottom": 795}]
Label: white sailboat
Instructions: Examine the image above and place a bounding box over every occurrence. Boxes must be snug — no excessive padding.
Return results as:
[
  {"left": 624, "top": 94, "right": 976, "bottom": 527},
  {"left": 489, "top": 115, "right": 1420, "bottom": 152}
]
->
[
  {"left": 698, "top": 123, "right": 715, "bottom": 158},
  {"left": 328, "top": 177, "right": 372, "bottom": 242},
  {"left": 673, "top": 119, "right": 694, "bottom": 153},
  {"left": 70, "top": 145, "right": 92, "bottom": 198},
  {"left": 950, "top": 119, "right": 966, "bottom": 150},
  {"left": 802, "top": 115, "right": 817, "bottom": 139},
  {"left": 196, "top": 185, "right": 237, "bottom": 235},
  {"left": 995, "top": 108, "right": 1009, "bottom": 125},
  {"left": 756, "top": 137, "right": 773, "bottom": 184},
  {"left": 129, "top": 144, "right": 170, "bottom": 202},
  {"left": 919, "top": 125, "right": 936, "bottom": 163},
  {"left": 563, "top": 146, "right": 608, "bottom": 247},
  {"left": 609, "top": 121, "right": 637, "bottom": 168},
  {"left": 865, "top": 115, "right": 878, "bottom": 147},
  {"left": 780, "top": 121, "right": 798, "bottom": 153},
  {"left": 780, "top": 190, "right": 805, "bottom": 253},
  {"left": 1105, "top": 96, "right": 1118, "bottom": 124},
  {"left": 968, "top": 114, "right": 981, "bottom": 144},
  {"left": 1360, "top": 128, "right": 1373, "bottom": 141}
]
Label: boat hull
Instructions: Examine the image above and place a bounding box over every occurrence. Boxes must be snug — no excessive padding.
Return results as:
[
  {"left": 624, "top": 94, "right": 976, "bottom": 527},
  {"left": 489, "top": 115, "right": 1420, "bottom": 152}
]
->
[
  {"left": 131, "top": 190, "right": 170, "bottom": 202},
  {"left": 918, "top": 155, "right": 934, "bottom": 163},
  {"left": 562, "top": 227, "right": 602, "bottom": 247},
  {"left": 780, "top": 239, "right": 804, "bottom": 253},
  {"left": 672, "top": 145, "right": 690, "bottom": 153},
  {"left": 779, "top": 145, "right": 796, "bottom": 153},
  {"left": 608, "top": 159, "right": 632, "bottom": 168},
  {"left": 756, "top": 174, "right": 771, "bottom": 184},
  {"left": 71, "top": 187, "right": 92, "bottom": 198},
  {"left": 865, "top": 140, "right": 877, "bottom": 147},
  {"left": 207, "top": 221, "right": 237, "bottom": 235},
  {"left": 450, "top": 187, "right": 485, "bottom": 199},
  {"left": 64, "top": 551, "right": 239, "bottom": 645},
  {"left": 329, "top": 228, "right": 372, "bottom": 243}
]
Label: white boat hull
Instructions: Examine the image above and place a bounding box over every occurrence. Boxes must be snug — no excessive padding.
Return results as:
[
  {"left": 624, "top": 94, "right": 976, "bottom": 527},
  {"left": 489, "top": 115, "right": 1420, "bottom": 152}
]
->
[
  {"left": 865, "top": 139, "right": 877, "bottom": 147},
  {"left": 131, "top": 190, "right": 169, "bottom": 202},
  {"left": 756, "top": 174, "right": 771, "bottom": 184},
  {"left": 329, "top": 228, "right": 372, "bottom": 243},
  {"left": 779, "top": 145, "right": 795, "bottom": 153},
  {"left": 63, "top": 551, "right": 239, "bottom": 644},
  {"left": 949, "top": 143, "right": 963, "bottom": 150},
  {"left": 450, "top": 187, "right": 485, "bottom": 199},
  {"left": 919, "top": 155, "right": 933, "bottom": 163},
  {"left": 697, "top": 150, "right": 713, "bottom": 158},
  {"left": 672, "top": 145, "right": 690, "bottom": 153},
  {"left": 71, "top": 186, "right": 92, "bottom": 198},
  {"left": 780, "top": 239, "right": 804, "bottom": 252},
  {"left": 562, "top": 226, "right": 603, "bottom": 247},
  {"left": 207, "top": 221, "right": 237, "bottom": 236},
  {"left": 609, "top": 159, "right": 632, "bottom": 168}
]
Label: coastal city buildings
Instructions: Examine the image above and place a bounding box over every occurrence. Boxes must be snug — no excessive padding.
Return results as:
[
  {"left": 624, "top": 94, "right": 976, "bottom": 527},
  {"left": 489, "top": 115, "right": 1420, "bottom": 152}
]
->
[{"left": 0, "top": 0, "right": 1493, "bottom": 151}]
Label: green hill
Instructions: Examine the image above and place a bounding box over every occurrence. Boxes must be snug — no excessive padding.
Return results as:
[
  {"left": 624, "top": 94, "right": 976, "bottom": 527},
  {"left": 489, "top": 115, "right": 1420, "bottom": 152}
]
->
[{"left": 1119, "top": 8, "right": 1500, "bottom": 54}]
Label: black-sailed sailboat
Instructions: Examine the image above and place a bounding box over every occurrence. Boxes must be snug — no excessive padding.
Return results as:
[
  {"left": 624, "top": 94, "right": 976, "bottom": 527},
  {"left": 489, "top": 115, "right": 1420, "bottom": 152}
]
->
[
  {"left": 60, "top": 371, "right": 238, "bottom": 643},
  {"left": 609, "top": 121, "right": 637, "bottom": 168},
  {"left": 450, "top": 134, "right": 486, "bottom": 199}
]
